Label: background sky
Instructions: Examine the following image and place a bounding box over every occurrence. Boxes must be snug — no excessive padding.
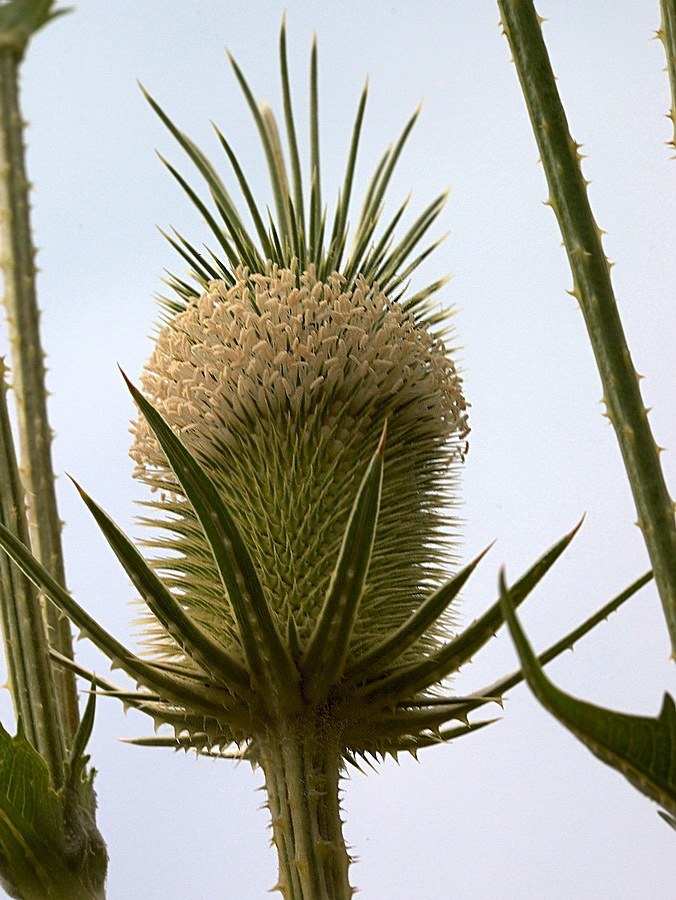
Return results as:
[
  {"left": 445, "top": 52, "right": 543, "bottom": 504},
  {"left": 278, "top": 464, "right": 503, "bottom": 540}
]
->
[{"left": 1, "top": 1, "right": 675, "bottom": 897}]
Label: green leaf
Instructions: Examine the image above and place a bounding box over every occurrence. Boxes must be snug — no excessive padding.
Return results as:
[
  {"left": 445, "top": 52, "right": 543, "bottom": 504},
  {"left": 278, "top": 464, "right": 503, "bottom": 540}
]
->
[
  {"left": 500, "top": 575, "right": 676, "bottom": 822},
  {"left": 440, "top": 569, "right": 653, "bottom": 725},
  {"left": 395, "top": 718, "right": 496, "bottom": 753},
  {"left": 324, "top": 78, "right": 369, "bottom": 274},
  {"left": 120, "top": 735, "right": 246, "bottom": 758},
  {"left": 212, "top": 127, "right": 275, "bottom": 262},
  {"left": 0, "top": 521, "right": 228, "bottom": 719},
  {"left": 301, "top": 425, "right": 386, "bottom": 703},
  {"left": 345, "top": 544, "right": 492, "bottom": 685},
  {"left": 279, "top": 14, "right": 305, "bottom": 243},
  {"left": 308, "top": 34, "right": 322, "bottom": 261},
  {"left": 351, "top": 522, "right": 580, "bottom": 708},
  {"left": 64, "top": 683, "right": 96, "bottom": 787},
  {"left": 227, "top": 50, "right": 293, "bottom": 253},
  {"left": 0, "top": 720, "right": 104, "bottom": 900},
  {"left": 143, "top": 85, "right": 266, "bottom": 273},
  {"left": 157, "top": 153, "right": 241, "bottom": 270},
  {"left": 71, "top": 478, "right": 255, "bottom": 703},
  {"left": 123, "top": 372, "right": 300, "bottom": 708}
]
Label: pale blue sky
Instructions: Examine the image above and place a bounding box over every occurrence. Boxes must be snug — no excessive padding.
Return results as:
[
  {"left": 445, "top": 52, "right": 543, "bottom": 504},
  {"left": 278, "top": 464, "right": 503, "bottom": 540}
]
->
[{"left": 1, "top": 1, "right": 674, "bottom": 897}]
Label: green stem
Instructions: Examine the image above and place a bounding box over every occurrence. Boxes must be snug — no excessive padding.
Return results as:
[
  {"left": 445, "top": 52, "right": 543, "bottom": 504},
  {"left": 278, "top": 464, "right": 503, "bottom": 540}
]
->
[
  {"left": 497, "top": 0, "right": 676, "bottom": 657},
  {"left": 0, "top": 37, "right": 79, "bottom": 737},
  {"left": 0, "top": 358, "right": 65, "bottom": 786},
  {"left": 659, "top": 0, "right": 676, "bottom": 152},
  {"left": 259, "top": 719, "right": 353, "bottom": 900}
]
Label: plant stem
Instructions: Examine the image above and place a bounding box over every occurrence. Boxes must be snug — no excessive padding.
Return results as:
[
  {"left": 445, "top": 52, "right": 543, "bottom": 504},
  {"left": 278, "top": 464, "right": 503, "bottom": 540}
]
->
[
  {"left": 497, "top": 0, "right": 676, "bottom": 658},
  {"left": 0, "top": 38, "right": 79, "bottom": 737},
  {"left": 659, "top": 0, "right": 676, "bottom": 153},
  {"left": 0, "top": 358, "right": 65, "bottom": 786},
  {"left": 259, "top": 718, "right": 353, "bottom": 900}
]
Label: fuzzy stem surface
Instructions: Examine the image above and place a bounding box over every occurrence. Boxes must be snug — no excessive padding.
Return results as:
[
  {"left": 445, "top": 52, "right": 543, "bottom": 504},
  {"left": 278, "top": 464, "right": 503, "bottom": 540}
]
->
[
  {"left": 498, "top": 0, "right": 676, "bottom": 657},
  {"left": 259, "top": 719, "right": 353, "bottom": 900}
]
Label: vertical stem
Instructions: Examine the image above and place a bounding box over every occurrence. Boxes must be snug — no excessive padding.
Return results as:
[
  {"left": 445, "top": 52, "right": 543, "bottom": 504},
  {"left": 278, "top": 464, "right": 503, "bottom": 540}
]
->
[
  {"left": 0, "top": 358, "right": 65, "bottom": 786},
  {"left": 497, "top": 0, "right": 676, "bottom": 657},
  {"left": 260, "top": 719, "right": 353, "bottom": 900},
  {"left": 659, "top": 0, "right": 676, "bottom": 153},
  {"left": 0, "top": 44, "right": 79, "bottom": 737}
]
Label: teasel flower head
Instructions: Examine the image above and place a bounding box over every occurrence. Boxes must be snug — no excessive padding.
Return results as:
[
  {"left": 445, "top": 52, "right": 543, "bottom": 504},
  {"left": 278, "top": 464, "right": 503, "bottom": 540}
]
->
[{"left": 115, "top": 21, "right": 481, "bottom": 760}]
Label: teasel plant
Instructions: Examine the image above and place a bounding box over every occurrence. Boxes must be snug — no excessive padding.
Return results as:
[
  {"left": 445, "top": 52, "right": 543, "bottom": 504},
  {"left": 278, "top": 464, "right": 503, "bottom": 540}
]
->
[{"left": 0, "top": 3, "right": 664, "bottom": 898}]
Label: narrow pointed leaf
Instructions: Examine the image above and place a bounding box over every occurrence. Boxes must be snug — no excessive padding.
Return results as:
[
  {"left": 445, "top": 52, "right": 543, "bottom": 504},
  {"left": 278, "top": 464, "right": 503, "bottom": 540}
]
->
[
  {"left": 0, "top": 522, "right": 227, "bottom": 718},
  {"left": 123, "top": 372, "right": 300, "bottom": 705},
  {"left": 395, "top": 718, "right": 496, "bottom": 752},
  {"left": 213, "top": 125, "right": 274, "bottom": 260},
  {"left": 260, "top": 102, "right": 294, "bottom": 250},
  {"left": 302, "top": 426, "right": 386, "bottom": 702},
  {"left": 445, "top": 569, "right": 654, "bottom": 724},
  {"left": 375, "top": 191, "right": 448, "bottom": 289},
  {"left": 279, "top": 16, "right": 305, "bottom": 239},
  {"left": 53, "top": 649, "right": 250, "bottom": 734},
  {"left": 352, "top": 104, "right": 420, "bottom": 257},
  {"left": 500, "top": 574, "right": 676, "bottom": 821},
  {"left": 158, "top": 154, "right": 240, "bottom": 268},
  {"left": 325, "top": 78, "right": 369, "bottom": 273},
  {"left": 160, "top": 227, "right": 222, "bottom": 286},
  {"left": 360, "top": 193, "right": 410, "bottom": 283},
  {"left": 400, "top": 274, "right": 451, "bottom": 317},
  {"left": 121, "top": 735, "right": 245, "bottom": 758},
  {"left": 65, "top": 682, "right": 96, "bottom": 783},
  {"left": 660, "top": 810, "right": 676, "bottom": 831},
  {"left": 382, "top": 232, "right": 448, "bottom": 301},
  {"left": 353, "top": 522, "right": 581, "bottom": 706},
  {"left": 143, "top": 84, "right": 256, "bottom": 254},
  {"left": 309, "top": 35, "right": 322, "bottom": 257},
  {"left": 348, "top": 146, "right": 390, "bottom": 262},
  {"left": 348, "top": 705, "right": 479, "bottom": 741},
  {"left": 345, "top": 544, "right": 491, "bottom": 684},
  {"left": 228, "top": 51, "right": 293, "bottom": 251},
  {"left": 72, "top": 478, "right": 254, "bottom": 702}
]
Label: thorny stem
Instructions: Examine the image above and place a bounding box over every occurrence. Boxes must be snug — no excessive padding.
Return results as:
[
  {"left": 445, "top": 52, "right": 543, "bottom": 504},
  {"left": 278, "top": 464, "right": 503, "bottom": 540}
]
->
[
  {"left": 0, "top": 40, "right": 79, "bottom": 738},
  {"left": 659, "top": 0, "right": 676, "bottom": 152},
  {"left": 259, "top": 719, "right": 353, "bottom": 900},
  {"left": 0, "top": 359, "right": 65, "bottom": 785},
  {"left": 498, "top": 0, "right": 676, "bottom": 658}
]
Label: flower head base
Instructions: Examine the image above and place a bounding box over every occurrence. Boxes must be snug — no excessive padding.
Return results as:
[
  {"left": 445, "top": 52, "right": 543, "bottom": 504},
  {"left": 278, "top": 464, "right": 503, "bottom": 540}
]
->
[{"left": 131, "top": 266, "right": 468, "bottom": 680}]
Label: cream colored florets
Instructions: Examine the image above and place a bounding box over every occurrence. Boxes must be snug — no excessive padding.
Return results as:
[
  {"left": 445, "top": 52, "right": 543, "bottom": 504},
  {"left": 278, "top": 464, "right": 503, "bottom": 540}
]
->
[{"left": 131, "top": 267, "right": 468, "bottom": 663}]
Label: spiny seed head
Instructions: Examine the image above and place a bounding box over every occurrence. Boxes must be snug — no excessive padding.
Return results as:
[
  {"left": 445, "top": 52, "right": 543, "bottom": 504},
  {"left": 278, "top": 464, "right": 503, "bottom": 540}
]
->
[{"left": 131, "top": 265, "right": 468, "bottom": 668}]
